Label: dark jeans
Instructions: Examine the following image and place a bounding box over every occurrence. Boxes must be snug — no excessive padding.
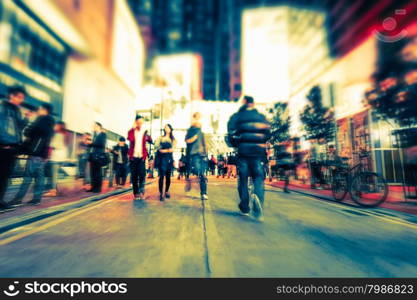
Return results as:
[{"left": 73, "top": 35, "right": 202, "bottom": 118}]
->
[
  {"left": 78, "top": 153, "right": 91, "bottom": 183},
  {"left": 14, "top": 156, "right": 46, "bottom": 203},
  {"left": 158, "top": 169, "right": 171, "bottom": 194},
  {"left": 0, "top": 147, "right": 17, "bottom": 204},
  {"left": 188, "top": 155, "right": 207, "bottom": 195},
  {"left": 90, "top": 161, "right": 103, "bottom": 192},
  {"left": 115, "top": 163, "right": 127, "bottom": 185},
  {"left": 237, "top": 156, "right": 265, "bottom": 213},
  {"left": 130, "top": 158, "right": 146, "bottom": 195}
]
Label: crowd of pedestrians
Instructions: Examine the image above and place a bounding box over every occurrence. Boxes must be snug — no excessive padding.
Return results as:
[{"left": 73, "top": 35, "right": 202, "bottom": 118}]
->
[
  {"left": 0, "top": 85, "right": 113, "bottom": 210},
  {"left": 1, "top": 85, "right": 344, "bottom": 221}
]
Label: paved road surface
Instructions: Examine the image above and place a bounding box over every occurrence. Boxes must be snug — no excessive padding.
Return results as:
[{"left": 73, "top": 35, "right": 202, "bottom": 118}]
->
[{"left": 0, "top": 178, "right": 416, "bottom": 277}]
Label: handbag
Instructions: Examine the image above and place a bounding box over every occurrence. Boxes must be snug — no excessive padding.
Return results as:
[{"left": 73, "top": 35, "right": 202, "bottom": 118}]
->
[{"left": 89, "top": 152, "right": 110, "bottom": 167}]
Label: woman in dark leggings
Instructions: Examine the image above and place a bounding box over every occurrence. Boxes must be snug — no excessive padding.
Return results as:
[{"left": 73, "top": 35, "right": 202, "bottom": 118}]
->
[{"left": 155, "top": 124, "right": 176, "bottom": 201}]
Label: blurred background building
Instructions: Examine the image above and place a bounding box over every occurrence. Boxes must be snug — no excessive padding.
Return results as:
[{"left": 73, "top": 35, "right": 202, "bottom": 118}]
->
[
  {"left": 0, "top": 0, "right": 145, "bottom": 154},
  {"left": 1, "top": 0, "right": 417, "bottom": 184}
]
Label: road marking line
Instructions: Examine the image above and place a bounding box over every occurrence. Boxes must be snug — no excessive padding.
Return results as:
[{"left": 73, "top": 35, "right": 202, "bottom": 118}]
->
[{"left": 202, "top": 198, "right": 236, "bottom": 277}]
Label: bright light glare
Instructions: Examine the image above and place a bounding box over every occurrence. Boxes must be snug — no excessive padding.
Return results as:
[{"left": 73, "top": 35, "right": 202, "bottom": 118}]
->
[{"left": 242, "top": 7, "right": 290, "bottom": 103}]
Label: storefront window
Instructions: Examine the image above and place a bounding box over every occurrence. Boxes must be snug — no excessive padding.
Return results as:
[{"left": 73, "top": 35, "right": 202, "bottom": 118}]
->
[{"left": 1, "top": 0, "right": 67, "bottom": 87}]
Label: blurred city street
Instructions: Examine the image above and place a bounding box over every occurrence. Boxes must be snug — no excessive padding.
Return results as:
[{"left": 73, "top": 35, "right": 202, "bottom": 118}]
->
[
  {"left": 1, "top": 178, "right": 417, "bottom": 277},
  {"left": 1, "top": 0, "right": 417, "bottom": 280}
]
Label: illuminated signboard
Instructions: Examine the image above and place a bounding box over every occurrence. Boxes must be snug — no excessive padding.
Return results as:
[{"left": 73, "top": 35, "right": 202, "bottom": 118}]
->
[
  {"left": 111, "top": 0, "right": 145, "bottom": 94},
  {"left": 241, "top": 7, "right": 291, "bottom": 103}
]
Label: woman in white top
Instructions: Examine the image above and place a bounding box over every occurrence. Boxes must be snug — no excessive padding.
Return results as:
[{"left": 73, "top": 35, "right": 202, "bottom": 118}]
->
[
  {"left": 155, "top": 124, "right": 176, "bottom": 201},
  {"left": 44, "top": 121, "right": 70, "bottom": 197}
]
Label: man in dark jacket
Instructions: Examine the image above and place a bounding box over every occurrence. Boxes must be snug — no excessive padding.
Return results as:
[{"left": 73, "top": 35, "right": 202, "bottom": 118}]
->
[
  {"left": 0, "top": 86, "right": 28, "bottom": 208},
  {"left": 111, "top": 137, "right": 129, "bottom": 187},
  {"left": 87, "top": 122, "right": 107, "bottom": 193},
  {"left": 11, "top": 103, "right": 55, "bottom": 206},
  {"left": 227, "top": 96, "right": 271, "bottom": 220}
]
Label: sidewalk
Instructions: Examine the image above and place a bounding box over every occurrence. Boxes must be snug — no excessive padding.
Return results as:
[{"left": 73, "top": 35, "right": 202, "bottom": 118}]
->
[
  {"left": 268, "top": 179, "right": 417, "bottom": 215},
  {"left": 0, "top": 177, "right": 145, "bottom": 218}
]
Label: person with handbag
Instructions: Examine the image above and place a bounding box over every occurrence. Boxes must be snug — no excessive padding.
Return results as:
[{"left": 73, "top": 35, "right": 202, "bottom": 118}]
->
[
  {"left": 11, "top": 103, "right": 55, "bottom": 206},
  {"left": 0, "top": 86, "right": 28, "bottom": 209},
  {"left": 111, "top": 137, "right": 129, "bottom": 188},
  {"left": 155, "top": 124, "right": 176, "bottom": 201},
  {"left": 87, "top": 122, "right": 107, "bottom": 193},
  {"left": 185, "top": 112, "right": 208, "bottom": 200},
  {"left": 127, "top": 115, "right": 153, "bottom": 200}
]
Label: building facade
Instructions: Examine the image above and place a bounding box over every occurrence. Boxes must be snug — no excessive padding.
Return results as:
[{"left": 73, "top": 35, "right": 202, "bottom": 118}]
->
[
  {"left": 0, "top": 0, "right": 67, "bottom": 118},
  {"left": 1, "top": 0, "right": 146, "bottom": 155}
]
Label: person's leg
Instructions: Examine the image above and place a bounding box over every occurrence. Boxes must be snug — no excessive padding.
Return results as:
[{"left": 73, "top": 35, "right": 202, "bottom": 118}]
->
[
  {"left": 121, "top": 164, "right": 127, "bottom": 186},
  {"left": 130, "top": 159, "right": 139, "bottom": 195},
  {"left": 84, "top": 159, "right": 91, "bottom": 185},
  {"left": 97, "top": 163, "right": 103, "bottom": 191},
  {"left": 158, "top": 169, "right": 164, "bottom": 195},
  {"left": 90, "top": 162, "right": 96, "bottom": 190},
  {"left": 284, "top": 169, "right": 290, "bottom": 193},
  {"left": 90, "top": 162, "right": 101, "bottom": 192},
  {"left": 165, "top": 170, "right": 171, "bottom": 193},
  {"left": 310, "top": 162, "right": 317, "bottom": 188},
  {"left": 0, "top": 148, "right": 17, "bottom": 204},
  {"left": 250, "top": 158, "right": 266, "bottom": 205},
  {"left": 185, "top": 157, "right": 193, "bottom": 191},
  {"left": 77, "top": 154, "right": 84, "bottom": 178},
  {"left": 138, "top": 159, "right": 146, "bottom": 195},
  {"left": 89, "top": 161, "right": 96, "bottom": 190},
  {"left": 194, "top": 156, "right": 207, "bottom": 196},
  {"left": 12, "top": 158, "right": 34, "bottom": 203},
  {"left": 51, "top": 162, "right": 59, "bottom": 190},
  {"left": 115, "top": 164, "right": 121, "bottom": 186},
  {"left": 237, "top": 157, "right": 250, "bottom": 213},
  {"left": 32, "top": 157, "right": 46, "bottom": 203}
]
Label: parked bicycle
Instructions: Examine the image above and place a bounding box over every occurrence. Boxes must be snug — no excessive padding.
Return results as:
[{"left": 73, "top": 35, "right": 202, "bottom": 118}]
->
[{"left": 331, "top": 150, "right": 388, "bottom": 207}]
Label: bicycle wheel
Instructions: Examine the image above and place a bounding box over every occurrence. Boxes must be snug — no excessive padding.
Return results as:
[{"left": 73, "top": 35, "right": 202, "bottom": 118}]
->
[
  {"left": 350, "top": 172, "right": 388, "bottom": 207},
  {"left": 331, "top": 172, "right": 348, "bottom": 201}
]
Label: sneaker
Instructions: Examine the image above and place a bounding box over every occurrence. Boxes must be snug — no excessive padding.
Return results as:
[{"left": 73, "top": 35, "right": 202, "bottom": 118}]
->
[
  {"left": 139, "top": 193, "right": 145, "bottom": 200},
  {"left": 284, "top": 188, "right": 290, "bottom": 193},
  {"left": 28, "top": 200, "right": 41, "bottom": 206},
  {"left": 201, "top": 194, "right": 208, "bottom": 200},
  {"left": 43, "top": 189, "right": 58, "bottom": 197},
  {"left": 165, "top": 192, "right": 171, "bottom": 199},
  {"left": 160, "top": 194, "right": 165, "bottom": 202},
  {"left": 240, "top": 211, "right": 250, "bottom": 217},
  {"left": 134, "top": 194, "right": 141, "bottom": 200},
  {"left": 185, "top": 180, "right": 192, "bottom": 192},
  {"left": 0, "top": 202, "right": 14, "bottom": 211},
  {"left": 251, "top": 194, "right": 264, "bottom": 221},
  {"left": 8, "top": 200, "right": 23, "bottom": 208}
]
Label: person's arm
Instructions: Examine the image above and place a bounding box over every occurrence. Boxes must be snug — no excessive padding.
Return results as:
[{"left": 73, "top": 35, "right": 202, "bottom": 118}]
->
[
  {"left": 110, "top": 146, "right": 118, "bottom": 155},
  {"left": 185, "top": 127, "right": 199, "bottom": 144},
  {"left": 162, "top": 139, "right": 176, "bottom": 153},
  {"left": 226, "top": 113, "right": 239, "bottom": 147},
  {"left": 146, "top": 134, "right": 153, "bottom": 145},
  {"left": 154, "top": 136, "right": 162, "bottom": 152},
  {"left": 23, "top": 117, "right": 39, "bottom": 139},
  {"left": 91, "top": 132, "right": 106, "bottom": 149},
  {"left": 186, "top": 134, "right": 198, "bottom": 144},
  {"left": 17, "top": 110, "right": 29, "bottom": 132}
]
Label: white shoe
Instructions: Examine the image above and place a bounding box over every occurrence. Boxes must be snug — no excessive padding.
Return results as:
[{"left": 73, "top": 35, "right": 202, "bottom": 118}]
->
[
  {"left": 251, "top": 194, "right": 264, "bottom": 221},
  {"left": 201, "top": 194, "right": 208, "bottom": 200}
]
